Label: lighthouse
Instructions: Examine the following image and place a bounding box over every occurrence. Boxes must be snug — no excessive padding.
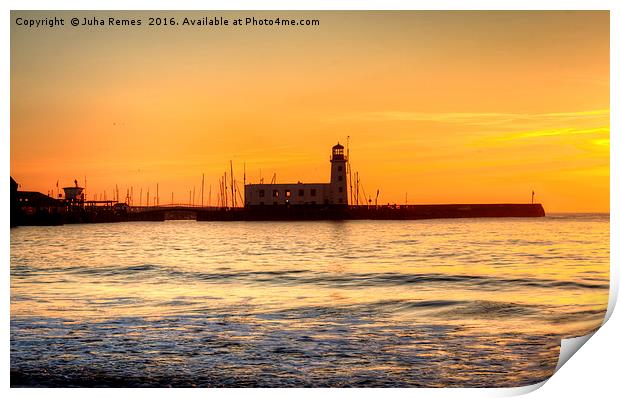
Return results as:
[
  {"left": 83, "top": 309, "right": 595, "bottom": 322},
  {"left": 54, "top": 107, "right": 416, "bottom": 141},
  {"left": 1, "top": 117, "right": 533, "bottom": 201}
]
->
[
  {"left": 329, "top": 143, "right": 348, "bottom": 205},
  {"left": 244, "top": 143, "right": 349, "bottom": 207}
]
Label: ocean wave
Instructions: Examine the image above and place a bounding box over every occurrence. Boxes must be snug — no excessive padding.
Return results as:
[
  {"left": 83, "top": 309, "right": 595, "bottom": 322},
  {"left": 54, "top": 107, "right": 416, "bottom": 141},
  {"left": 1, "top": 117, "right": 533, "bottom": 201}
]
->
[{"left": 24, "top": 264, "right": 609, "bottom": 292}]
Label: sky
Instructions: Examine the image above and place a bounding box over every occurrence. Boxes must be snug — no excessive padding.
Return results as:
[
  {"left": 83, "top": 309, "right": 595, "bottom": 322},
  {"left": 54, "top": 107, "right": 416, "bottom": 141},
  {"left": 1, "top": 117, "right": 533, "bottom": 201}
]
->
[{"left": 10, "top": 11, "right": 609, "bottom": 211}]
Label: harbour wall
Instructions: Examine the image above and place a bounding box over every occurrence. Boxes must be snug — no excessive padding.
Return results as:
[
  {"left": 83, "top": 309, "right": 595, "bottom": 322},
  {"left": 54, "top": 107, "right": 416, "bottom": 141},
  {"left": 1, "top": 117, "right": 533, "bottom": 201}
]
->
[
  {"left": 12, "top": 203, "right": 545, "bottom": 226},
  {"left": 196, "top": 204, "right": 545, "bottom": 221}
]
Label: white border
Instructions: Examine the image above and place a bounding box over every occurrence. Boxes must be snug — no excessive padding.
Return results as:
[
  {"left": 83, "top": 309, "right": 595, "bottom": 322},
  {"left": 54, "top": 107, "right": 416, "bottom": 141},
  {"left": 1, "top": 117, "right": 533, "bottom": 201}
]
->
[{"left": 3, "top": 1, "right": 617, "bottom": 397}]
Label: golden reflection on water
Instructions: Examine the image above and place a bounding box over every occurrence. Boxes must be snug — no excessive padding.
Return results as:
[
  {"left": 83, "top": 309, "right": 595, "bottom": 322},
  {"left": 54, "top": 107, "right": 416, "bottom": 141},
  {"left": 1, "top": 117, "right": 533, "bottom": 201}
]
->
[{"left": 10, "top": 214, "right": 609, "bottom": 387}]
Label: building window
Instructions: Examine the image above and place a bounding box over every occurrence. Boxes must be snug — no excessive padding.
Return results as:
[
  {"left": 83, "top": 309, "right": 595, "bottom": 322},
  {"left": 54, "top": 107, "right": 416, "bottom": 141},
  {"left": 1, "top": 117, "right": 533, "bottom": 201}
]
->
[
  {"left": 338, "top": 165, "right": 343, "bottom": 171},
  {"left": 310, "top": 189, "right": 316, "bottom": 196},
  {"left": 259, "top": 189, "right": 265, "bottom": 198},
  {"left": 338, "top": 187, "right": 343, "bottom": 192},
  {"left": 285, "top": 190, "right": 291, "bottom": 198},
  {"left": 338, "top": 175, "right": 343, "bottom": 181},
  {"left": 298, "top": 189, "right": 305, "bottom": 197},
  {"left": 273, "top": 190, "right": 279, "bottom": 198}
]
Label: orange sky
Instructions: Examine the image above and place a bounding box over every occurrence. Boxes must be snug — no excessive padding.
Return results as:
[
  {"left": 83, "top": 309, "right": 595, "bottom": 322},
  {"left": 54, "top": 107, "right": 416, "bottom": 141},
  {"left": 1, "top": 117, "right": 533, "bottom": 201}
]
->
[{"left": 10, "top": 11, "right": 609, "bottom": 212}]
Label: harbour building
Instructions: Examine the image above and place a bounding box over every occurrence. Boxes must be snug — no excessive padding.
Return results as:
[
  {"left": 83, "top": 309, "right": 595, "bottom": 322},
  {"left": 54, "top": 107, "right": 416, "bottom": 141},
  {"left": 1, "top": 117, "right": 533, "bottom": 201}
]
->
[{"left": 244, "top": 143, "right": 348, "bottom": 207}]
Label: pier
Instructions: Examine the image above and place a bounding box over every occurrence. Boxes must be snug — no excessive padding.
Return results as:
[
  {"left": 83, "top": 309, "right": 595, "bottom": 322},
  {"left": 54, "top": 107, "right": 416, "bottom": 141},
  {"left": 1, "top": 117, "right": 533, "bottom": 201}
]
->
[
  {"left": 11, "top": 195, "right": 545, "bottom": 226},
  {"left": 10, "top": 143, "right": 546, "bottom": 227}
]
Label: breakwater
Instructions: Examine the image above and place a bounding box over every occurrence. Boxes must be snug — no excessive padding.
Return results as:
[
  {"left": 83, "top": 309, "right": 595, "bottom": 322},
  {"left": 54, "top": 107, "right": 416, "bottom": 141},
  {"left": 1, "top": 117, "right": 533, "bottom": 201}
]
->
[
  {"left": 12, "top": 203, "right": 545, "bottom": 226},
  {"left": 196, "top": 204, "right": 545, "bottom": 221}
]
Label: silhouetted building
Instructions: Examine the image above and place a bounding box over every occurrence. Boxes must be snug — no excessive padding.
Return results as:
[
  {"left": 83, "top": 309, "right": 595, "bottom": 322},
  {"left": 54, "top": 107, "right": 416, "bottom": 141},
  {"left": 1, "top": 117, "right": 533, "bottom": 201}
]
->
[
  {"left": 63, "top": 179, "right": 84, "bottom": 202},
  {"left": 244, "top": 143, "right": 348, "bottom": 207},
  {"left": 11, "top": 177, "right": 64, "bottom": 226},
  {"left": 10, "top": 177, "right": 18, "bottom": 227}
]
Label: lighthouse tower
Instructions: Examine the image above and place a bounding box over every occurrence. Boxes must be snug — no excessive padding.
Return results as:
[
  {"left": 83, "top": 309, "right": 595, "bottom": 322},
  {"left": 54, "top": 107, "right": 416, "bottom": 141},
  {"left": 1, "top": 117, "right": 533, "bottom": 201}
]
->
[{"left": 329, "top": 143, "right": 348, "bottom": 205}]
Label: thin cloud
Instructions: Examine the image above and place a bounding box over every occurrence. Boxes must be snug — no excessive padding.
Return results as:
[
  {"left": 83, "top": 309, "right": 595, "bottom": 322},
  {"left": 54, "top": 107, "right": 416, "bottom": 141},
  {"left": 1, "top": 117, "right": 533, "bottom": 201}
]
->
[
  {"left": 332, "top": 109, "right": 609, "bottom": 127},
  {"left": 495, "top": 126, "right": 609, "bottom": 141}
]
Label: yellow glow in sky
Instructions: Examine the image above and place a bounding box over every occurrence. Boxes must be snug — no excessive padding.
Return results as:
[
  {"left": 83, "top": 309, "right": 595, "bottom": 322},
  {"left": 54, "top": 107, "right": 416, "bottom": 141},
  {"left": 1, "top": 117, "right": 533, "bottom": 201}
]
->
[{"left": 10, "top": 11, "right": 609, "bottom": 212}]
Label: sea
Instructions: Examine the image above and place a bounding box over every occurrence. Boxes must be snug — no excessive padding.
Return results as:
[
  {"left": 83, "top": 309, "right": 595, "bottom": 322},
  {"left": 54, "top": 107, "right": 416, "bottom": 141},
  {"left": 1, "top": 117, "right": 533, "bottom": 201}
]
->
[{"left": 10, "top": 214, "right": 609, "bottom": 387}]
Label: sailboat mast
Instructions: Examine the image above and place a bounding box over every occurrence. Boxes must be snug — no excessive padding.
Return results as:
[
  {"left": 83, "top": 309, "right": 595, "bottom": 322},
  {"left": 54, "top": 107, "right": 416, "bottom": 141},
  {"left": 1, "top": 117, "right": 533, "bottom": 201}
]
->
[{"left": 230, "top": 161, "right": 235, "bottom": 208}]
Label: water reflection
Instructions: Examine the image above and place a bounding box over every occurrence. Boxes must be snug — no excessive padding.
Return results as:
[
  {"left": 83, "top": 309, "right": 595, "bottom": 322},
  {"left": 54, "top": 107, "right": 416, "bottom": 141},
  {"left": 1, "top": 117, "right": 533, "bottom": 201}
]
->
[{"left": 10, "top": 214, "right": 609, "bottom": 387}]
